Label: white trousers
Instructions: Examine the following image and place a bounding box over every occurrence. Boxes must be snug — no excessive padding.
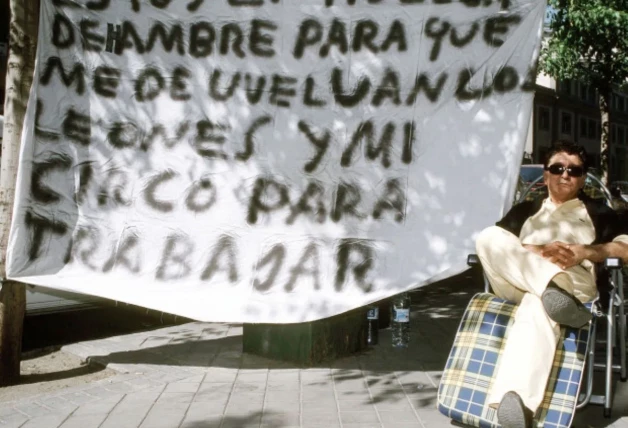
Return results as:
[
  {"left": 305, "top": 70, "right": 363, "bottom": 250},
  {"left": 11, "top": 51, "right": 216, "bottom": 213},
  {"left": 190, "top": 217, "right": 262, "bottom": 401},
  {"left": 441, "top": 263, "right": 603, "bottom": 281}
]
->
[{"left": 476, "top": 226, "right": 596, "bottom": 412}]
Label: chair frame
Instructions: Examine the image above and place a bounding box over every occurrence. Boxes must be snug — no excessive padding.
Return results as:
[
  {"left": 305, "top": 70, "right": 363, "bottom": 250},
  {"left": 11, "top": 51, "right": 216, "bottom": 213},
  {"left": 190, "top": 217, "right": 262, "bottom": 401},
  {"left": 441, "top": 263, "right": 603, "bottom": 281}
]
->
[
  {"left": 470, "top": 172, "right": 627, "bottom": 418},
  {"left": 577, "top": 258, "right": 626, "bottom": 417},
  {"left": 466, "top": 255, "right": 625, "bottom": 418}
]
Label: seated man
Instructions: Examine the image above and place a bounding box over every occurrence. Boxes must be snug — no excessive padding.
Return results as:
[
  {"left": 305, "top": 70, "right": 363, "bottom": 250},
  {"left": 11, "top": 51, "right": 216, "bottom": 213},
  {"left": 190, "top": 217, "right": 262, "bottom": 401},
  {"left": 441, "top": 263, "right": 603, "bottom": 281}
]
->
[{"left": 476, "top": 141, "right": 628, "bottom": 428}]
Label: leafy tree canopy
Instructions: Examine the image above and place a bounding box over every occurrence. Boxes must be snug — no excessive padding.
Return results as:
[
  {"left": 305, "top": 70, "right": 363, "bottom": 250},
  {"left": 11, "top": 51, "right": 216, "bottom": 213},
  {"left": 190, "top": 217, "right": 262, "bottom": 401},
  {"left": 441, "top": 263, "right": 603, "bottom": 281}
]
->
[{"left": 540, "top": 0, "right": 628, "bottom": 91}]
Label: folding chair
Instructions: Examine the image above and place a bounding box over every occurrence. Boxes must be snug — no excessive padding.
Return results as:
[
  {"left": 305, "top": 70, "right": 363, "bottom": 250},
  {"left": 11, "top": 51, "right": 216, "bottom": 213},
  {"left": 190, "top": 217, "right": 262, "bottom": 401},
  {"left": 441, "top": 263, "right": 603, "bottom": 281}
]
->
[
  {"left": 437, "top": 173, "right": 627, "bottom": 427},
  {"left": 521, "top": 172, "right": 627, "bottom": 415},
  {"left": 578, "top": 257, "right": 627, "bottom": 416}
]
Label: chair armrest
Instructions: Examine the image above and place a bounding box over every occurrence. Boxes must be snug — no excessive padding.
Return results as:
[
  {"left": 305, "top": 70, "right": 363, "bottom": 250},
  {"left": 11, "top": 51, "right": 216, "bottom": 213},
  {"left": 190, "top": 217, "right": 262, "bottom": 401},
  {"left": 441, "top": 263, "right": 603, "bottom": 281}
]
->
[
  {"left": 467, "top": 254, "right": 491, "bottom": 293},
  {"left": 604, "top": 257, "right": 623, "bottom": 270},
  {"left": 601, "top": 257, "right": 625, "bottom": 311},
  {"left": 467, "top": 254, "right": 481, "bottom": 267}
]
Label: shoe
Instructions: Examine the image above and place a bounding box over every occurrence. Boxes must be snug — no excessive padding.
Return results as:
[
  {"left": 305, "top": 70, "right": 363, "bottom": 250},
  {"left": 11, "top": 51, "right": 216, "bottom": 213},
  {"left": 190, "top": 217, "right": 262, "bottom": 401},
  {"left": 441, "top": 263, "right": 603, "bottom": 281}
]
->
[
  {"left": 497, "top": 391, "right": 534, "bottom": 428},
  {"left": 541, "top": 282, "right": 592, "bottom": 328}
]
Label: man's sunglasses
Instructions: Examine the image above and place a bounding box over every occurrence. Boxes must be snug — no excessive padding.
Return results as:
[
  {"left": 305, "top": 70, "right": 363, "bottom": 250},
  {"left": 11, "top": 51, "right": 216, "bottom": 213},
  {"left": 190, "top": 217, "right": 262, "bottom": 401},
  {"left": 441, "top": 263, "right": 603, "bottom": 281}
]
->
[{"left": 545, "top": 163, "right": 585, "bottom": 178}]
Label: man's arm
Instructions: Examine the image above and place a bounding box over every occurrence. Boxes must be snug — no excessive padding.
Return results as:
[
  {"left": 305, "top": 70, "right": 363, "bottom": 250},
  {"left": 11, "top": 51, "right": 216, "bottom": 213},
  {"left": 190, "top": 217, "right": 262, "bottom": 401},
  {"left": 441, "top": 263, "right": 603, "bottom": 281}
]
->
[
  {"left": 569, "top": 238, "right": 628, "bottom": 266},
  {"left": 495, "top": 200, "right": 540, "bottom": 237},
  {"left": 521, "top": 238, "right": 628, "bottom": 271},
  {"left": 523, "top": 242, "right": 577, "bottom": 269}
]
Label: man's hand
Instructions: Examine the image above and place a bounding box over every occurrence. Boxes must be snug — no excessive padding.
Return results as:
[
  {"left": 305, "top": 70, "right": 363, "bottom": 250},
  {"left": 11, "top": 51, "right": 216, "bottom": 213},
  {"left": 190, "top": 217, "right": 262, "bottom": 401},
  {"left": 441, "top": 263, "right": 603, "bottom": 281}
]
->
[
  {"left": 540, "top": 242, "right": 578, "bottom": 269},
  {"left": 523, "top": 242, "right": 585, "bottom": 270},
  {"left": 522, "top": 243, "right": 544, "bottom": 256},
  {"left": 562, "top": 244, "right": 589, "bottom": 268}
]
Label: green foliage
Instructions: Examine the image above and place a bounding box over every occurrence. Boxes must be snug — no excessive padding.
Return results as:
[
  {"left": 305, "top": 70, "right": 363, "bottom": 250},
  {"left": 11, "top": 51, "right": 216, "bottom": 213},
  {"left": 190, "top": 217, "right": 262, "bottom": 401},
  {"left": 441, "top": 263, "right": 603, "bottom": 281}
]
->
[{"left": 540, "top": 0, "right": 628, "bottom": 90}]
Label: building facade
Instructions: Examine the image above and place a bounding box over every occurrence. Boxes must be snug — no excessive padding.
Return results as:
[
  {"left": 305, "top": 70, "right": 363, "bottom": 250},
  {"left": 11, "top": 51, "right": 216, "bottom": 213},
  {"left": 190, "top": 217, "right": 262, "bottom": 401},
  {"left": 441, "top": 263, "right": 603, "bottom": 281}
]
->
[
  {"left": 527, "top": 6, "right": 628, "bottom": 182},
  {"left": 526, "top": 74, "right": 628, "bottom": 182}
]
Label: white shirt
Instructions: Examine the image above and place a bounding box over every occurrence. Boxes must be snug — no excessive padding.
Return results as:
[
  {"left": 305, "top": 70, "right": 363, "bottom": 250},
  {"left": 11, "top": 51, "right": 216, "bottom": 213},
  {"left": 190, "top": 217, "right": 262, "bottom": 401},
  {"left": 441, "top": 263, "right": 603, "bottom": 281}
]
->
[{"left": 520, "top": 198, "right": 628, "bottom": 276}]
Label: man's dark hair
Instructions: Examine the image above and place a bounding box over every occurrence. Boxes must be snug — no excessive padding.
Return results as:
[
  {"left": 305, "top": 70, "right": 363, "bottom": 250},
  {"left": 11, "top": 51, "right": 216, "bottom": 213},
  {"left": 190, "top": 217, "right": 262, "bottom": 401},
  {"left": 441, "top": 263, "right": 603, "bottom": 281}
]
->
[{"left": 543, "top": 141, "right": 589, "bottom": 171}]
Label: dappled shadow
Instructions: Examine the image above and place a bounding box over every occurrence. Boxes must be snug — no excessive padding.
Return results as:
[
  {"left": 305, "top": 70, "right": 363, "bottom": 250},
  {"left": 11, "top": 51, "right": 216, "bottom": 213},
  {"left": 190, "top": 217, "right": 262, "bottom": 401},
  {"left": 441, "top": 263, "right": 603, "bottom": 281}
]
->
[
  {"left": 571, "top": 366, "right": 628, "bottom": 428},
  {"left": 83, "top": 271, "right": 480, "bottom": 374},
  {"left": 68, "top": 273, "right": 483, "bottom": 419},
  {"left": 181, "top": 411, "right": 276, "bottom": 428},
  {"left": 22, "top": 304, "right": 190, "bottom": 352},
  {"left": 573, "top": 400, "right": 628, "bottom": 428},
  {"left": 17, "top": 362, "right": 105, "bottom": 385},
  {"left": 21, "top": 345, "right": 61, "bottom": 360},
  {"left": 408, "top": 269, "right": 483, "bottom": 371}
]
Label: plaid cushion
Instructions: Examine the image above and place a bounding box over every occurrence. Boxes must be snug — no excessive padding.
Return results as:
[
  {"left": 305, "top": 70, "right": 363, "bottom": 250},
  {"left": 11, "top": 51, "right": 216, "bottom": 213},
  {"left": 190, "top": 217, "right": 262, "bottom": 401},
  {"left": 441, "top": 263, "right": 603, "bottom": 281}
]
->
[{"left": 437, "top": 293, "right": 591, "bottom": 428}]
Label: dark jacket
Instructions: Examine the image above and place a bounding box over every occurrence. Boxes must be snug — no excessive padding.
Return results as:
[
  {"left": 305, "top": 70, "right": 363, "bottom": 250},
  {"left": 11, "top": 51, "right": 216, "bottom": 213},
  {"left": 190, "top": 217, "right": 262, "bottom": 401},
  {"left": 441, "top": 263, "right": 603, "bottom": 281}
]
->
[{"left": 495, "top": 193, "right": 625, "bottom": 298}]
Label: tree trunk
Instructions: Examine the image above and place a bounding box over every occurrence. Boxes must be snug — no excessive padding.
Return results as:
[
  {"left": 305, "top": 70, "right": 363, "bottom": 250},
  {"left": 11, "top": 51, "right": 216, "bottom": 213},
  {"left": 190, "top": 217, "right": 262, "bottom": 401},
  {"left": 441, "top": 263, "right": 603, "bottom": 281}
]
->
[
  {"left": 599, "top": 88, "right": 611, "bottom": 187},
  {"left": 0, "top": 0, "right": 39, "bottom": 387}
]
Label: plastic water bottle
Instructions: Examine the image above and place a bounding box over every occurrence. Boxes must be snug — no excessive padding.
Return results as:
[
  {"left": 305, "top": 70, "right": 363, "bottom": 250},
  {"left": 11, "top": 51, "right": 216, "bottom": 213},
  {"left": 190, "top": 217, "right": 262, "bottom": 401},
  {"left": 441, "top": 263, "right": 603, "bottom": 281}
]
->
[
  {"left": 366, "top": 305, "right": 379, "bottom": 346},
  {"left": 391, "top": 292, "right": 410, "bottom": 348}
]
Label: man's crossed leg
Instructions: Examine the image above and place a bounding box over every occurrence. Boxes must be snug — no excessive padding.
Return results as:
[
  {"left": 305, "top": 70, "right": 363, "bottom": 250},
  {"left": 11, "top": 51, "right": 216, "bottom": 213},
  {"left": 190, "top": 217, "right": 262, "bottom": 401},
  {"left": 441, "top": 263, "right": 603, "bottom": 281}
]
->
[{"left": 476, "top": 226, "right": 596, "bottom": 427}]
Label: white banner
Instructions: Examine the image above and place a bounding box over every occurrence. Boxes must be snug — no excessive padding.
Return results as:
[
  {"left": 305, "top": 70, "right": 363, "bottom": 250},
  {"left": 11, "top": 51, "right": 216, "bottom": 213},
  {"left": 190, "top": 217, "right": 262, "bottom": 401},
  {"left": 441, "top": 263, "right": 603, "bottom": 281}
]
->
[{"left": 7, "top": 0, "right": 545, "bottom": 323}]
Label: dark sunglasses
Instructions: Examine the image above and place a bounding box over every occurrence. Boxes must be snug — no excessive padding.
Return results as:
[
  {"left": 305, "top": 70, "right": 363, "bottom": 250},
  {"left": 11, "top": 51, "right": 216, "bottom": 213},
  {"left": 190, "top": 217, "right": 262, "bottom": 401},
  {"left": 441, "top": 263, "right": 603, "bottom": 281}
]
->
[{"left": 545, "top": 163, "right": 585, "bottom": 178}]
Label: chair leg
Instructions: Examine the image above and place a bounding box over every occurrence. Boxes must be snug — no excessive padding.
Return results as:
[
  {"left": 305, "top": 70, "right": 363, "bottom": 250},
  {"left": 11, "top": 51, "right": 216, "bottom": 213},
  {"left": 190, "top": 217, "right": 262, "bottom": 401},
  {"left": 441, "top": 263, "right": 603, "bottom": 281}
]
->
[
  {"left": 577, "top": 318, "right": 597, "bottom": 409},
  {"left": 617, "top": 274, "right": 627, "bottom": 382},
  {"left": 618, "top": 304, "right": 627, "bottom": 382},
  {"left": 604, "top": 300, "right": 615, "bottom": 418}
]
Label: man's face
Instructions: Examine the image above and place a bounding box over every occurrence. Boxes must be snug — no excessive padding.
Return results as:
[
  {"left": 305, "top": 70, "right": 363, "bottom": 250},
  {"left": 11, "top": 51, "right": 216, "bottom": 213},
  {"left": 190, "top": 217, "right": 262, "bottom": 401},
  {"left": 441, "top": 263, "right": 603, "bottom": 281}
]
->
[{"left": 543, "top": 151, "right": 586, "bottom": 203}]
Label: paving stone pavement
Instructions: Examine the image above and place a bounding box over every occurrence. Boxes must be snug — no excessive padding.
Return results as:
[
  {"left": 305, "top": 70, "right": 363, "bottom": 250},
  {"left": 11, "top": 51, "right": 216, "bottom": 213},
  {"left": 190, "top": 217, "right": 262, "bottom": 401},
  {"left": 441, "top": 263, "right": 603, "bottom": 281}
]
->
[{"left": 1, "top": 275, "right": 627, "bottom": 428}]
